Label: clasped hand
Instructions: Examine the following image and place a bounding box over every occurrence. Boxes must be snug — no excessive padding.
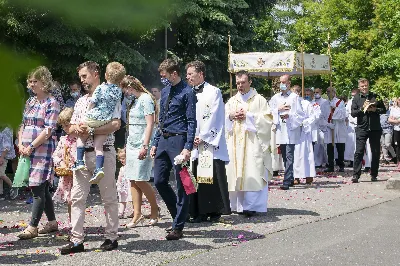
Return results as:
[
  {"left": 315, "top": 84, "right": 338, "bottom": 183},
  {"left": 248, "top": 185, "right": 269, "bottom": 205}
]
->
[
  {"left": 229, "top": 108, "right": 246, "bottom": 121},
  {"left": 18, "top": 144, "right": 34, "bottom": 156},
  {"left": 74, "top": 124, "right": 89, "bottom": 138}
]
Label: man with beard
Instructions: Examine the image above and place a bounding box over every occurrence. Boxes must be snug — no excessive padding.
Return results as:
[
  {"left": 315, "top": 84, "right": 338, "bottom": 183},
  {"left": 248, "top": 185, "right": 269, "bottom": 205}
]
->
[{"left": 60, "top": 61, "right": 121, "bottom": 254}]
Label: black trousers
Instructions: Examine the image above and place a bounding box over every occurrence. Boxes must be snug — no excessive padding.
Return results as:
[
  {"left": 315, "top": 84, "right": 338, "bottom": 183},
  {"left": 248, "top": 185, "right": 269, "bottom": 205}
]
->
[
  {"left": 30, "top": 181, "right": 56, "bottom": 227},
  {"left": 353, "top": 130, "right": 382, "bottom": 178},
  {"left": 327, "top": 143, "right": 345, "bottom": 168}
]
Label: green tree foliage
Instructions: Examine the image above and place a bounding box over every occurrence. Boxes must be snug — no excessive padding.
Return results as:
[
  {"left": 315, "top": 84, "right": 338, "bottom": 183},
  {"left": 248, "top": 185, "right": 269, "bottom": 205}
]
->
[{"left": 266, "top": 0, "right": 400, "bottom": 99}]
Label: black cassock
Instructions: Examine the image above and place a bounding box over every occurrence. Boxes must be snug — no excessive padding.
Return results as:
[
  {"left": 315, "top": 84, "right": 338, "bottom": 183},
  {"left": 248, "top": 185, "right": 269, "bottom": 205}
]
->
[{"left": 189, "top": 159, "right": 231, "bottom": 217}]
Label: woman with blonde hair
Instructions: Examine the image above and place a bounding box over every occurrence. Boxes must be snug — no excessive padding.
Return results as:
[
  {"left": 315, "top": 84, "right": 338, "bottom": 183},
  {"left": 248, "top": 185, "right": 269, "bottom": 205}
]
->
[
  {"left": 120, "top": 75, "right": 160, "bottom": 228},
  {"left": 16, "top": 66, "right": 60, "bottom": 239}
]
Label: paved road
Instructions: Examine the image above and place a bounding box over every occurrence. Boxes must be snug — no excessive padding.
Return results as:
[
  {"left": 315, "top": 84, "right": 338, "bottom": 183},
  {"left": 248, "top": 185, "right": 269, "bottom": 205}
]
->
[
  {"left": 0, "top": 165, "right": 399, "bottom": 265},
  {"left": 173, "top": 198, "right": 400, "bottom": 266}
]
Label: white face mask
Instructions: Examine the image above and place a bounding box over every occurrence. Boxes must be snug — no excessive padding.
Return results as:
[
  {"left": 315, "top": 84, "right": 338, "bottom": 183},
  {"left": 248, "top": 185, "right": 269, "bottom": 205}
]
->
[{"left": 314, "top": 93, "right": 321, "bottom": 99}]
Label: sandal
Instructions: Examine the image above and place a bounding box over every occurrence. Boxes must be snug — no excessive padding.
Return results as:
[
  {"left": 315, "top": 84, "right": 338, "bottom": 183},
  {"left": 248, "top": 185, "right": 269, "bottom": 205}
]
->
[
  {"left": 38, "top": 221, "right": 58, "bottom": 234},
  {"left": 17, "top": 226, "right": 38, "bottom": 240}
]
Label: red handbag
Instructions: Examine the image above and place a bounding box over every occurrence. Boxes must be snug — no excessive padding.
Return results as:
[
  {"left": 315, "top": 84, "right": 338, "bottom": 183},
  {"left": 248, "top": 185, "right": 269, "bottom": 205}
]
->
[{"left": 179, "top": 163, "right": 198, "bottom": 195}]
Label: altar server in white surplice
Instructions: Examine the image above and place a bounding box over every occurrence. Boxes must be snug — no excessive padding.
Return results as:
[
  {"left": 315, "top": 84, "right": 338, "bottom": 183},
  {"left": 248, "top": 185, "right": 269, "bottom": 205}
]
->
[
  {"left": 185, "top": 61, "right": 231, "bottom": 223},
  {"left": 292, "top": 86, "right": 320, "bottom": 184},
  {"left": 225, "top": 71, "right": 273, "bottom": 216},
  {"left": 323, "top": 87, "right": 347, "bottom": 173},
  {"left": 344, "top": 88, "right": 359, "bottom": 166},
  {"left": 313, "top": 88, "right": 330, "bottom": 168},
  {"left": 269, "top": 74, "right": 306, "bottom": 190}
]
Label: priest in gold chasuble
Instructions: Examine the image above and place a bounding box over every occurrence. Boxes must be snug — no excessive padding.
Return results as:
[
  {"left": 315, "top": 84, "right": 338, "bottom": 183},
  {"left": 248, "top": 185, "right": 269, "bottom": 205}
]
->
[{"left": 225, "top": 71, "right": 273, "bottom": 216}]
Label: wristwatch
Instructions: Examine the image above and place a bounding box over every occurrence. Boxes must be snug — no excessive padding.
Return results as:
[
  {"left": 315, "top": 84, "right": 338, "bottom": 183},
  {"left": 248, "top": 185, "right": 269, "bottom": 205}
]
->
[
  {"left": 142, "top": 144, "right": 149, "bottom": 150},
  {"left": 88, "top": 127, "right": 95, "bottom": 136},
  {"left": 29, "top": 143, "right": 35, "bottom": 149}
]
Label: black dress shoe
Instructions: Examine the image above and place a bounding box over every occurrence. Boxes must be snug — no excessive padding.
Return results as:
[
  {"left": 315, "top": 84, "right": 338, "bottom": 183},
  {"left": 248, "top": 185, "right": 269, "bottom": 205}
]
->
[
  {"left": 323, "top": 168, "right": 334, "bottom": 173},
  {"left": 371, "top": 176, "right": 378, "bottom": 182},
  {"left": 280, "top": 185, "right": 290, "bottom": 190},
  {"left": 60, "top": 242, "right": 85, "bottom": 255},
  {"left": 208, "top": 213, "right": 222, "bottom": 223},
  {"left": 348, "top": 161, "right": 353, "bottom": 167},
  {"left": 166, "top": 229, "right": 183, "bottom": 240},
  {"left": 100, "top": 239, "right": 118, "bottom": 251},
  {"left": 363, "top": 167, "right": 371, "bottom": 173},
  {"left": 188, "top": 215, "right": 207, "bottom": 223},
  {"left": 243, "top": 210, "right": 256, "bottom": 217},
  {"left": 273, "top": 171, "right": 279, "bottom": 177},
  {"left": 338, "top": 167, "right": 345, "bottom": 172},
  {"left": 351, "top": 177, "right": 359, "bottom": 183}
]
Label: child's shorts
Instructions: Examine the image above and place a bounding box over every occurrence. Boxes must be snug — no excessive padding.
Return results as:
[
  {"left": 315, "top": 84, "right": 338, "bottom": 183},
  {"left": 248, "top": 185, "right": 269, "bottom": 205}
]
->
[
  {"left": 86, "top": 118, "right": 110, "bottom": 128},
  {"left": 0, "top": 160, "right": 8, "bottom": 176}
]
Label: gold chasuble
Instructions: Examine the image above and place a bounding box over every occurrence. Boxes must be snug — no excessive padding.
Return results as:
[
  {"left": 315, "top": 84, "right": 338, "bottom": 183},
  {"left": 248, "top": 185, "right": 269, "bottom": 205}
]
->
[{"left": 225, "top": 89, "right": 273, "bottom": 192}]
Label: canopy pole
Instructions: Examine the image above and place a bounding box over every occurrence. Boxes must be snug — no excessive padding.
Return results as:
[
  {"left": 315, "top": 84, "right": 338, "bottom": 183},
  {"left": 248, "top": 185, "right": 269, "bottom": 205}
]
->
[
  {"left": 327, "top": 33, "right": 332, "bottom": 87},
  {"left": 301, "top": 43, "right": 305, "bottom": 98},
  {"left": 228, "top": 34, "right": 233, "bottom": 97}
]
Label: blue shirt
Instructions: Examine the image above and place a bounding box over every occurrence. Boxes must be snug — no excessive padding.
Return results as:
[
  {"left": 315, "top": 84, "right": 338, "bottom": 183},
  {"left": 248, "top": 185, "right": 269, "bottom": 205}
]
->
[
  {"left": 65, "top": 98, "right": 78, "bottom": 108},
  {"left": 380, "top": 112, "right": 393, "bottom": 134},
  {"left": 87, "top": 83, "right": 122, "bottom": 121},
  {"left": 153, "top": 80, "right": 197, "bottom": 150}
]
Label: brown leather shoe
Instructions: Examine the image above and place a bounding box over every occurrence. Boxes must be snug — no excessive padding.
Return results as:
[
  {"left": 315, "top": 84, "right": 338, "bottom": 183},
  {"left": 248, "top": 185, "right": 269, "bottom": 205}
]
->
[
  {"left": 166, "top": 229, "right": 183, "bottom": 240},
  {"left": 293, "top": 178, "right": 300, "bottom": 185},
  {"left": 38, "top": 221, "right": 58, "bottom": 234},
  {"left": 305, "top": 177, "right": 313, "bottom": 184},
  {"left": 17, "top": 226, "right": 38, "bottom": 240}
]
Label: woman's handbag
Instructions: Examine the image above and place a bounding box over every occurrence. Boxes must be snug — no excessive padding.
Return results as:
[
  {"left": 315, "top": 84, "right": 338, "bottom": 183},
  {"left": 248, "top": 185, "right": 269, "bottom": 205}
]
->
[
  {"left": 54, "top": 145, "right": 73, "bottom": 177},
  {"left": 12, "top": 156, "right": 30, "bottom": 187}
]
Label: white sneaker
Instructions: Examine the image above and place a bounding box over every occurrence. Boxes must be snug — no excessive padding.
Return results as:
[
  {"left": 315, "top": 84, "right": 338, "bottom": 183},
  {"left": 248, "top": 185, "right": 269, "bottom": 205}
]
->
[{"left": 89, "top": 168, "right": 104, "bottom": 184}]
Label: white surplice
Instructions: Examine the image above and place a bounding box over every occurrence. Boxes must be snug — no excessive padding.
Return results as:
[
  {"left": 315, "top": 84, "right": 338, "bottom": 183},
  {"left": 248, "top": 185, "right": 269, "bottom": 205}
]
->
[
  {"left": 324, "top": 97, "right": 347, "bottom": 144},
  {"left": 191, "top": 82, "right": 229, "bottom": 162},
  {"left": 294, "top": 99, "right": 321, "bottom": 178},
  {"left": 344, "top": 98, "right": 356, "bottom": 161},
  {"left": 269, "top": 91, "right": 306, "bottom": 145},
  {"left": 225, "top": 88, "right": 272, "bottom": 212},
  {"left": 314, "top": 97, "right": 330, "bottom": 166}
]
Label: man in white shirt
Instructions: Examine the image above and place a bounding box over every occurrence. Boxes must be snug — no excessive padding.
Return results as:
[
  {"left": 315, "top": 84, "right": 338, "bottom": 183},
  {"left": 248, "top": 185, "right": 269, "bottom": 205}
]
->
[{"left": 269, "top": 75, "right": 306, "bottom": 190}]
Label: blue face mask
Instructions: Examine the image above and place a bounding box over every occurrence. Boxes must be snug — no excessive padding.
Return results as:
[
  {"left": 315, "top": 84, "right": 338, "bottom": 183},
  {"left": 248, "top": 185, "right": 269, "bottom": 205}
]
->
[
  {"left": 70, "top": 92, "right": 80, "bottom": 98},
  {"left": 161, "top": 78, "right": 172, "bottom": 87},
  {"left": 280, "top": 83, "right": 287, "bottom": 91},
  {"left": 304, "top": 96, "right": 311, "bottom": 101},
  {"left": 125, "top": 93, "right": 135, "bottom": 101}
]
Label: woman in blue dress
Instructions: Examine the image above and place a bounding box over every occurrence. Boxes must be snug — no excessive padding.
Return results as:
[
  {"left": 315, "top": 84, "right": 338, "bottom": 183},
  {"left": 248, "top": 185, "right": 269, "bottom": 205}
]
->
[{"left": 121, "top": 76, "right": 160, "bottom": 228}]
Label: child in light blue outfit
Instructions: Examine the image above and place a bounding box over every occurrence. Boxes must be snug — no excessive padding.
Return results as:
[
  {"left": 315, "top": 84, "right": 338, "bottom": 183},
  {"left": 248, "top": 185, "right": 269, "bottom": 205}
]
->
[
  {"left": 0, "top": 126, "right": 18, "bottom": 200},
  {"left": 74, "top": 62, "right": 125, "bottom": 184}
]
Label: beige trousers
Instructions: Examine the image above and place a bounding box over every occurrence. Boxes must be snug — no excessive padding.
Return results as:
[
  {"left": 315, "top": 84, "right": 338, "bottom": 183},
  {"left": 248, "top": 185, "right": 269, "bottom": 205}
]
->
[{"left": 70, "top": 148, "right": 119, "bottom": 243}]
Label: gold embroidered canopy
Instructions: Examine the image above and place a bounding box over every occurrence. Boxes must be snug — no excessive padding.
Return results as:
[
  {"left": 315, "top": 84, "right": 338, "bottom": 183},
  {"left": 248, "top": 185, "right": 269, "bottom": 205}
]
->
[{"left": 228, "top": 51, "right": 331, "bottom": 77}]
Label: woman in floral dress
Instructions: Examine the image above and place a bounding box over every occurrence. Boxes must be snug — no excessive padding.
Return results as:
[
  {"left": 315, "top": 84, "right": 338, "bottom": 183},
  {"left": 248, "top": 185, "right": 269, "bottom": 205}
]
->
[
  {"left": 52, "top": 107, "right": 77, "bottom": 222},
  {"left": 120, "top": 76, "right": 160, "bottom": 228},
  {"left": 16, "top": 66, "right": 60, "bottom": 240}
]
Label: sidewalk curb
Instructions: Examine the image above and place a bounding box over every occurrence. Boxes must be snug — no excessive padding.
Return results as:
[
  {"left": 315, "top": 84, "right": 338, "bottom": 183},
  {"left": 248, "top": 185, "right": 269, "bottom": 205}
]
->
[{"left": 386, "top": 177, "right": 400, "bottom": 190}]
